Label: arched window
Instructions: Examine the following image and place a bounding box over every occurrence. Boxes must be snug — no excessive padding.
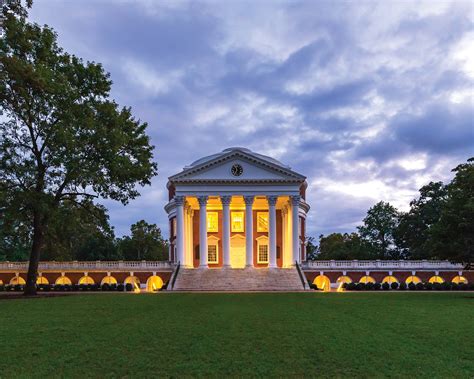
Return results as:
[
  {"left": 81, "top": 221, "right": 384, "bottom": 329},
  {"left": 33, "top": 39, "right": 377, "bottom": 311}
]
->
[
  {"left": 405, "top": 275, "right": 421, "bottom": 284},
  {"left": 0, "top": 279, "right": 3, "bottom": 285},
  {"left": 336, "top": 276, "right": 352, "bottom": 284},
  {"left": 55, "top": 276, "right": 72, "bottom": 285},
  {"left": 101, "top": 276, "right": 117, "bottom": 285},
  {"left": 36, "top": 276, "right": 49, "bottom": 285},
  {"left": 146, "top": 276, "right": 164, "bottom": 292},
  {"left": 382, "top": 276, "right": 399, "bottom": 284},
  {"left": 10, "top": 276, "right": 26, "bottom": 285},
  {"left": 313, "top": 275, "right": 331, "bottom": 291},
  {"left": 79, "top": 275, "right": 95, "bottom": 285},
  {"left": 359, "top": 276, "right": 375, "bottom": 284},
  {"left": 429, "top": 275, "right": 444, "bottom": 284},
  {"left": 452, "top": 275, "right": 468, "bottom": 284}
]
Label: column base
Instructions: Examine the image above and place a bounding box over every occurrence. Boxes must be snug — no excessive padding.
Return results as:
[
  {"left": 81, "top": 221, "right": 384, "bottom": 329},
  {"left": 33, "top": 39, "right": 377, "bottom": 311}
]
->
[
  {"left": 268, "top": 264, "right": 278, "bottom": 268},
  {"left": 199, "top": 264, "right": 208, "bottom": 269}
]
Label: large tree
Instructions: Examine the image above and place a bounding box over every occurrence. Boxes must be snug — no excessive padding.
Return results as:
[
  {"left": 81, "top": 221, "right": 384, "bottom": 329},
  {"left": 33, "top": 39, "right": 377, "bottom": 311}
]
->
[
  {"left": 394, "top": 182, "right": 448, "bottom": 259},
  {"left": 430, "top": 158, "right": 474, "bottom": 264},
  {"left": 358, "top": 201, "right": 401, "bottom": 259},
  {"left": 117, "top": 220, "right": 168, "bottom": 261},
  {"left": 0, "top": 7, "right": 157, "bottom": 294},
  {"left": 314, "top": 232, "right": 375, "bottom": 260}
]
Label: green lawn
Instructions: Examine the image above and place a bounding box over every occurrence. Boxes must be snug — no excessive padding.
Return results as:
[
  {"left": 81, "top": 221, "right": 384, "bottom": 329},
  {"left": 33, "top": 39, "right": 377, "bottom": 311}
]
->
[{"left": 0, "top": 293, "right": 473, "bottom": 378}]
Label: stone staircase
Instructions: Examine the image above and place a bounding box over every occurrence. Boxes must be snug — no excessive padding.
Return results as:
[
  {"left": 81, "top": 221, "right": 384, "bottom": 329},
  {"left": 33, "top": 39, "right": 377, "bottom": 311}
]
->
[{"left": 172, "top": 267, "right": 306, "bottom": 291}]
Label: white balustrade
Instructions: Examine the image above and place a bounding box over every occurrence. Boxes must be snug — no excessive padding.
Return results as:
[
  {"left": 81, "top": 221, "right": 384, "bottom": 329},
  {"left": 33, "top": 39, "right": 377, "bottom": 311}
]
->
[
  {"left": 0, "top": 261, "right": 174, "bottom": 271},
  {"left": 303, "top": 260, "right": 463, "bottom": 270}
]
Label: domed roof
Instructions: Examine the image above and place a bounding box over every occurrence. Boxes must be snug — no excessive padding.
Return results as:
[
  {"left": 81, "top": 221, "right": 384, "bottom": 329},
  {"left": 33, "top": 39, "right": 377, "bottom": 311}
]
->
[{"left": 185, "top": 147, "right": 290, "bottom": 169}]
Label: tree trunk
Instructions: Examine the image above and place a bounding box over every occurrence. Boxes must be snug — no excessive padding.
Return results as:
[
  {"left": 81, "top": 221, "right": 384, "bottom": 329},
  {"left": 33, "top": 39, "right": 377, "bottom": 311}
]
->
[{"left": 24, "top": 210, "right": 44, "bottom": 296}]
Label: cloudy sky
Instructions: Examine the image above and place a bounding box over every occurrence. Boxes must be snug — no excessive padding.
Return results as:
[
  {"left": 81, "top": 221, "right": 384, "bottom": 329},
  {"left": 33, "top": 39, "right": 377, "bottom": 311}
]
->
[{"left": 30, "top": 0, "right": 473, "bottom": 239}]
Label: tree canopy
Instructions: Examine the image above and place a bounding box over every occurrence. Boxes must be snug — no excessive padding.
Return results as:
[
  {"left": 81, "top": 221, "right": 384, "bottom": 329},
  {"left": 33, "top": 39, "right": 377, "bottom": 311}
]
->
[{"left": 0, "top": 4, "right": 157, "bottom": 294}]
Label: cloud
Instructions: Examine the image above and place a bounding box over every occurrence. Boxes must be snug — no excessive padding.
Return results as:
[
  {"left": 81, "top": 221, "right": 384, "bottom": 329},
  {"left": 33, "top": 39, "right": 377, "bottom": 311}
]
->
[{"left": 28, "top": 0, "right": 474, "bottom": 239}]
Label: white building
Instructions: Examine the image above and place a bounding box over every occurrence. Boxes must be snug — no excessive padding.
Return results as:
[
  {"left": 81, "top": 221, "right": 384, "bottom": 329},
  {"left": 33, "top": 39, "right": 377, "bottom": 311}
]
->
[{"left": 164, "top": 147, "right": 310, "bottom": 269}]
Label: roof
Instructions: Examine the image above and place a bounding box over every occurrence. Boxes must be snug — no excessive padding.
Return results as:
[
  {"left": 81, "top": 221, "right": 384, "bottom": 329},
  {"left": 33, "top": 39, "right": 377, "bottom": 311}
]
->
[{"left": 185, "top": 147, "right": 291, "bottom": 170}]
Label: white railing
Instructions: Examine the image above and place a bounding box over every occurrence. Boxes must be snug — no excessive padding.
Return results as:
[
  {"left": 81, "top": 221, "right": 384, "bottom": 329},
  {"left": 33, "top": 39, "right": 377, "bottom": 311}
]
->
[
  {"left": 302, "top": 260, "right": 464, "bottom": 270},
  {"left": 0, "top": 260, "right": 174, "bottom": 271}
]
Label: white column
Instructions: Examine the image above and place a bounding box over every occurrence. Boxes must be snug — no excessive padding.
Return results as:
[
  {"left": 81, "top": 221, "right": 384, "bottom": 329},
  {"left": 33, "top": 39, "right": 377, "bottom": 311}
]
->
[
  {"left": 268, "top": 195, "right": 278, "bottom": 268},
  {"left": 221, "top": 195, "right": 232, "bottom": 268},
  {"left": 244, "top": 195, "right": 254, "bottom": 268},
  {"left": 291, "top": 195, "right": 300, "bottom": 265},
  {"left": 175, "top": 196, "right": 185, "bottom": 265},
  {"left": 198, "top": 196, "right": 208, "bottom": 268},
  {"left": 185, "top": 205, "right": 194, "bottom": 268}
]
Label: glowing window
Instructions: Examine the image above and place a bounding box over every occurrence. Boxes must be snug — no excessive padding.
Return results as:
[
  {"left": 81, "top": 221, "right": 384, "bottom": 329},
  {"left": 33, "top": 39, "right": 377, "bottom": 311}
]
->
[
  {"left": 257, "top": 212, "right": 268, "bottom": 232},
  {"left": 55, "top": 276, "right": 72, "bottom": 285},
  {"left": 258, "top": 244, "right": 269, "bottom": 263},
  {"left": 207, "top": 211, "right": 218, "bottom": 232},
  {"left": 208, "top": 245, "right": 218, "bottom": 264},
  {"left": 452, "top": 276, "right": 468, "bottom": 284},
  {"left": 313, "top": 275, "right": 331, "bottom": 291},
  {"left": 10, "top": 276, "right": 26, "bottom": 285},
  {"left": 406, "top": 275, "right": 421, "bottom": 284},
  {"left": 231, "top": 211, "right": 244, "bottom": 232},
  {"left": 125, "top": 276, "right": 140, "bottom": 286},
  {"left": 79, "top": 276, "right": 95, "bottom": 285},
  {"left": 101, "top": 276, "right": 117, "bottom": 285},
  {"left": 146, "top": 276, "right": 164, "bottom": 292},
  {"left": 0, "top": 280, "right": 3, "bottom": 285},
  {"left": 359, "top": 276, "right": 375, "bottom": 284},
  {"left": 382, "top": 276, "right": 399, "bottom": 284},
  {"left": 336, "top": 276, "right": 352, "bottom": 284},
  {"left": 36, "top": 276, "right": 49, "bottom": 285},
  {"left": 429, "top": 275, "right": 444, "bottom": 284}
]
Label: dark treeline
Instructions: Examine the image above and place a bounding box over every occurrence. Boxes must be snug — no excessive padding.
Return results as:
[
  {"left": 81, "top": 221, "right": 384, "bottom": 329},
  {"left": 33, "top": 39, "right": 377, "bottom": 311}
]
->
[
  {"left": 307, "top": 157, "right": 474, "bottom": 263},
  {"left": 0, "top": 199, "right": 168, "bottom": 261}
]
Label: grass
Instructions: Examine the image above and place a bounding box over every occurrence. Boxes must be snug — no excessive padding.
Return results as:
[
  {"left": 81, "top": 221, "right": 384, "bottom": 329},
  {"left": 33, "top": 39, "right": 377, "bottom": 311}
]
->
[{"left": 0, "top": 292, "right": 473, "bottom": 378}]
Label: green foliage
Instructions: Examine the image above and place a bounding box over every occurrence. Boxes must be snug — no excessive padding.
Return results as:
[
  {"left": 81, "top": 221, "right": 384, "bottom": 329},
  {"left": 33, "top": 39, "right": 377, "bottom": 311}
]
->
[
  {"left": 394, "top": 182, "right": 449, "bottom": 259},
  {"left": 0, "top": 7, "right": 157, "bottom": 291},
  {"left": 314, "top": 232, "right": 375, "bottom": 260},
  {"left": 358, "top": 201, "right": 401, "bottom": 259},
  {"left": 117, "top": 220, "right": 168, "bottom": 261},
  {"left": 430, "top": 158, "right": 474, "bottom": 263}
]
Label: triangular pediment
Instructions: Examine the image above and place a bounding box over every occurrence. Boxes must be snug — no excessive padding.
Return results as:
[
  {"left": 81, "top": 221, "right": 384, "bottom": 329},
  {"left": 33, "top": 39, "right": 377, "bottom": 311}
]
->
[{"left": 169, "top": 150, "right": 305, "bottom": 184}]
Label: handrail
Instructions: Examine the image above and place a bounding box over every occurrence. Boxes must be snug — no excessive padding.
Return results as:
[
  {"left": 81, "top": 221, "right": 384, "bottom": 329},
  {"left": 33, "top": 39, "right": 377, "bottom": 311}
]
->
[
  {"left": 0, "top": 260, "right": 174, "bottom": 271},
  {"left": 170, "top": 261, "right": 181, "bottom": 290},
  {"left": 301, "top": 260, "right": 464, "bottom": 270},
  {"left": 295, "top": 261, "right": 307, "bottom": 290}
]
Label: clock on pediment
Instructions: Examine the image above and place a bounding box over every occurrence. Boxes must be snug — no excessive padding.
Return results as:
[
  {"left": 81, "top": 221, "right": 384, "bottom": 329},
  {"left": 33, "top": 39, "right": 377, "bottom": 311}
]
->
[{"left": 231, "top": 163, "right": 243, "bottom": 177}]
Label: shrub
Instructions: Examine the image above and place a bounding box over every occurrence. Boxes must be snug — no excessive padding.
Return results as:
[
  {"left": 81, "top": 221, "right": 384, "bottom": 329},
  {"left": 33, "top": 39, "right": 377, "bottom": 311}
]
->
[
  {"left": 14, "top": 284, "right": 23, "bottom": 292},
  {"left": 373, "top": 282, "right": 381, "bottom": 291},
  {"left": 390, "top": 282, "right": 399, "bottom": 290},
  {"left": 92, "top": 284, "right": 100, "bottom": 291},
  {"left": 110, "top": 283, "right": 117, "bottom": 291},
  {"left": 117, "top": 283, "right": 125, "bottom": 292},
  {"left": 451, "top": 283, "right": 459, "bottom": 291},
  {"left": 101, "top": 283, "right": 110, "bottom": 291},
  {"left": 399, "top": 282, "right": 407, "bottom": 290},
  {"left": 416, "top": 282, "right": 424, "bottom": 291},
  {"left": 425, "top": 283, "right": 433, "bottom": 291},
  {"left": 441, "top": 282, "right": 450, "bottom": 291},
  {"left": 469, "top": 283, "right": 474, "bottom": 291},
  {"left": 408, "top": 282, "right": 416, "bottom": 291},
  {"left": 433, "top": 282, "right": 442, "bottom": 291},
  {"left": 0, "top": 284, "right": 4, "bottom": 292},
  {"left": 382, "top": 282, "right": 390, "bottom": 291},
  {"left": 72, "top": 284, "right": 79, "bottom": 291},
  {"left": 458, "top": 283, "right": 467, "bottom": 291},
  {"left": 366, "top": 282, "right": 374, "bottom": 290},
  {"left": 125, "top": 283, "right": 133, "bottom": 292}
]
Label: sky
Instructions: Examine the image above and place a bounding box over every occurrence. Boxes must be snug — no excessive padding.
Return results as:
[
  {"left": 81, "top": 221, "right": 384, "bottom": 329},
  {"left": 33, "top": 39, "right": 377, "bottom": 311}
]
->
[{"left": 29, "top": 0, "right": 474, "bottom": 239}]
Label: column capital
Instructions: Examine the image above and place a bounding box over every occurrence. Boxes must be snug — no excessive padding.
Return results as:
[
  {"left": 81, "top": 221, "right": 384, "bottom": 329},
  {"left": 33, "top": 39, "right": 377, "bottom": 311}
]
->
[
  {"left": 197, "top": 195, "right": 208, "bottom": 206},
  {"left": 221, "top": 195, "right": 232, "bottom": 206},
  {"left": 174, "top": 195, "right": 185, "bottom": 206},
  {"left": 267, "top": 195, "right": 278, "bottom": 206},
  {"left": 243, "top": 195, "right": 254, "bottom": 206},
  {"left": 290, "top": 195, "right": 300, "bottom": 206}
]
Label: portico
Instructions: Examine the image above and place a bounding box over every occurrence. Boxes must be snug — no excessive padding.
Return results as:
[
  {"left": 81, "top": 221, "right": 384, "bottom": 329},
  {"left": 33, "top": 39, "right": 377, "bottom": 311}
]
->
[{"left": 164, "top": 147, "right": 310, "bottom": 269}]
